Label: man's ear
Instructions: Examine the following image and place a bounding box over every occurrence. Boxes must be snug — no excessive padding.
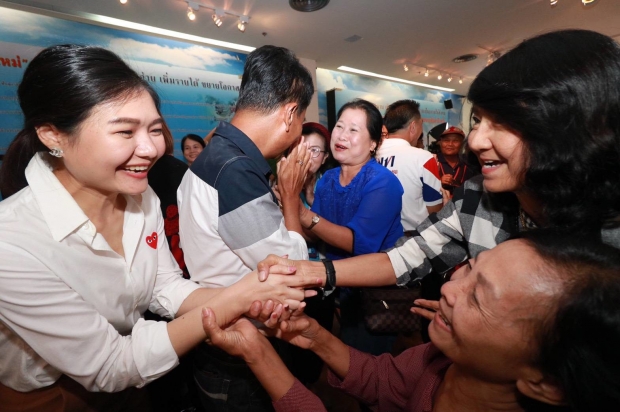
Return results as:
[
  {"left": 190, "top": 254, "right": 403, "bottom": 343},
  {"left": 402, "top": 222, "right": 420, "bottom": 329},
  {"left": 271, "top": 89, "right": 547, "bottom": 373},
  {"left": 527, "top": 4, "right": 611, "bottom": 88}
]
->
[
  {"left": 36, "top": 124, "right": 65, "bottom": 151},
  {"left": 516, "top": 368, "right": 565, "bottom": 406},
  {"left": 283, "top": 102, "right": 299, "bottom": 133}
]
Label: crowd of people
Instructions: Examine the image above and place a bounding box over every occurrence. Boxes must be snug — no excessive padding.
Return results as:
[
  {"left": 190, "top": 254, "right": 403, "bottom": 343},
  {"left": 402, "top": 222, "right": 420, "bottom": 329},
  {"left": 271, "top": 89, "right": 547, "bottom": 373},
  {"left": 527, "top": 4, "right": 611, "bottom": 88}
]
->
[{"left": 0, "top": 28, "right": 619, "bottom": 412}]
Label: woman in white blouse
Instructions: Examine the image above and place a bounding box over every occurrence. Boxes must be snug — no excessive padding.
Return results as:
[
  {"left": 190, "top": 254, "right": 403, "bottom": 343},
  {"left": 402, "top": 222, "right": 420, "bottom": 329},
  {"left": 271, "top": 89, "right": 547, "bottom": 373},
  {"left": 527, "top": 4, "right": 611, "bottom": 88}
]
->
[{"left": 0, "top": 45, "right": 311, "bottom": 411}]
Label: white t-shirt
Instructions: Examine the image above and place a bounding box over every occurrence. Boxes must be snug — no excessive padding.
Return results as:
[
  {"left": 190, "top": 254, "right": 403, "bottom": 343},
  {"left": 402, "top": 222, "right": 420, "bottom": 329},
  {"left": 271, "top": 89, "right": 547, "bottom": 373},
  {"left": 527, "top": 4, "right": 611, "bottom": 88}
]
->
[
  {"left": 0, "top": 153, "right": 200, "bottom": 392},
  {"left": 376, "top": 138, "right": 443, "bottom": 230}
]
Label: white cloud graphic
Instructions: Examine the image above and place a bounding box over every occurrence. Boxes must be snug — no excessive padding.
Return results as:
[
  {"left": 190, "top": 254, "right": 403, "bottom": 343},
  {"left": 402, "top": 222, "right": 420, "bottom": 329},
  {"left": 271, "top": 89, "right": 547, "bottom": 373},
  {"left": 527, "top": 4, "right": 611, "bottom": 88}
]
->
[
  {"left": 109, "top": 38, "right": 238, "bottom": 69},
  {"left": 317, "top": 68, "right": 347, "bottom": 92},
  {"left": 425, "top": 91, "right": 444, "bottom": 103}
]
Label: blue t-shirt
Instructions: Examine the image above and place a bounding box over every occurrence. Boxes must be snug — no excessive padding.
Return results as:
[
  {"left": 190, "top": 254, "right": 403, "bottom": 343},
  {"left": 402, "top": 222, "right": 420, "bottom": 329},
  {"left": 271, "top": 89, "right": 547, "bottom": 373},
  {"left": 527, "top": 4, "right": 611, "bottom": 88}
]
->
[{"left": 311, "top": 158, "right": 404, "bottom": 260}]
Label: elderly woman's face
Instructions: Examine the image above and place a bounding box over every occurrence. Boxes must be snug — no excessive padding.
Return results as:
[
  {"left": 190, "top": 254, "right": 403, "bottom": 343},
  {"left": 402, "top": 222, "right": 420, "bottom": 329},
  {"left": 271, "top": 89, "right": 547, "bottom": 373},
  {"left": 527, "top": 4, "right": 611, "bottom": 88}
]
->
[
  {"left": 467, "top": 109, "right": 527, "bottom": 194},
  {"left": 331, "top": 108, "right": 376, "bottom": 166},
  {"left": 429, "top": 240, "right": 559, "bottom": 381}
]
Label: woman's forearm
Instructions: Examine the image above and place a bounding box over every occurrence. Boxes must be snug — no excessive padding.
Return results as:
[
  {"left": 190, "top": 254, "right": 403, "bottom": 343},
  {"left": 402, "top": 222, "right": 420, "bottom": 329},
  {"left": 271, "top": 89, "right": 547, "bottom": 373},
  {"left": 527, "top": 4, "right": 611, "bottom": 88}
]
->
[
  {"left": 167, "top": 287, "right": 243, "bottom": 356},
  {"left": 300, "top": 252, "right": 397, "bottom": 288},
  {"left": 305, "top": 216, "right": 354, "bottom": 253}
]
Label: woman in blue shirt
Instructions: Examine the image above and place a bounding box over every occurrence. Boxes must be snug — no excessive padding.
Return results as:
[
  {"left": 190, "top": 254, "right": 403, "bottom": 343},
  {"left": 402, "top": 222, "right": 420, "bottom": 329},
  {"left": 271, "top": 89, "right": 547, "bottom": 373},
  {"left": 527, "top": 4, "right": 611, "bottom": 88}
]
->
[{"left": 284, "top": 99, "right": 404, "bottom": 355}]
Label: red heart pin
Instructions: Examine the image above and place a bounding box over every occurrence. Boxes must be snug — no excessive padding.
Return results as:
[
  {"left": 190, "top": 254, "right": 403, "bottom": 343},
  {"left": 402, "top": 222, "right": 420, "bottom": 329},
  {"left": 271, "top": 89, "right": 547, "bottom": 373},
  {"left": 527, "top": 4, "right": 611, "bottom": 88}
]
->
[{"left": 146, "top": 232, "right": 158, "bottom": 249}]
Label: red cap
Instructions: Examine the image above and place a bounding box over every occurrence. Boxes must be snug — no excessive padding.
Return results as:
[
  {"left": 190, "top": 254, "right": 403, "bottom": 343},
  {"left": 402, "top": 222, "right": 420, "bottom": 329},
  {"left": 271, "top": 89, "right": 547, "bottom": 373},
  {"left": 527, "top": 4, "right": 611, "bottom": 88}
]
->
[
  {"left": 303, "top": 122, "right": 331, "bottom": 148},
  {"left": 440, "top": 126, "right": 465, "bottom": 139}
]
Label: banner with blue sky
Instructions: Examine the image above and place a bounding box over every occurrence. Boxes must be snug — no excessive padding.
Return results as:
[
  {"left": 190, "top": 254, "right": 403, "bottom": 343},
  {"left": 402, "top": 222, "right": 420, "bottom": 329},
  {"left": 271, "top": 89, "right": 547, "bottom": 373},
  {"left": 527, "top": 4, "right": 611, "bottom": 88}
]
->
[{"left": 0, "top": 6, "right": 246, "bottom": 158}]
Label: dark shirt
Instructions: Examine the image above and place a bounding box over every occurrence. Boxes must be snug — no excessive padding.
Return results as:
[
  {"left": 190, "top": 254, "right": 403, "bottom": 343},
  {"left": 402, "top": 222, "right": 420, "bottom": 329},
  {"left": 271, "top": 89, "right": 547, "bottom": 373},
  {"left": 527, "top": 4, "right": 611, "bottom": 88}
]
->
[
  {"left": 147, "top": 154, "right": 189, "bottom": 278},
  {"left": 436, "top": 152, "right": 478, "bottom": 195}
]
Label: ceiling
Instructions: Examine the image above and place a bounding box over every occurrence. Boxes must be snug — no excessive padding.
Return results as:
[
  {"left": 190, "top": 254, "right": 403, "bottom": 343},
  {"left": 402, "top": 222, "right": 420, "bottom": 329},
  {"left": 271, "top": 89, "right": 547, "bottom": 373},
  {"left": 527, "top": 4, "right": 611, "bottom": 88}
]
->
[{"left": 2, "top": 0, "right": 620, "bottom": 95}]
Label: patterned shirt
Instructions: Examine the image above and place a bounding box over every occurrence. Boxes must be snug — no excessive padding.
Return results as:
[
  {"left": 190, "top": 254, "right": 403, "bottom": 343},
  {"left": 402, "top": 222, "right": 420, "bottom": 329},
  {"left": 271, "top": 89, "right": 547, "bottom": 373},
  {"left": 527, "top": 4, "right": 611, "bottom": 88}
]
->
[{"left": 387, "top": 174, "right": 620, "bottom": 284}]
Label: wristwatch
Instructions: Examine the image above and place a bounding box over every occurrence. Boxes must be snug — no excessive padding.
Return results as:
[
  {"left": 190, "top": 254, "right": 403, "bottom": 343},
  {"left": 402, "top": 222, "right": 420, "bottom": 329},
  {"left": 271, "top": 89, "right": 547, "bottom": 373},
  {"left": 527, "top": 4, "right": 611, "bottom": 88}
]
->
[{"left": 307, "top": 214, "right": 320, "bottom": 230}]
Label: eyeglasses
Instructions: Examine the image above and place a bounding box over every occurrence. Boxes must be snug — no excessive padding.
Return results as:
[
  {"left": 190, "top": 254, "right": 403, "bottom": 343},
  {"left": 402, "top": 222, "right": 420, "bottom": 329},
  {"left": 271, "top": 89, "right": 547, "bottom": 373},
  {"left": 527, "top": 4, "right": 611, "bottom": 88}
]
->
[{"left": 308, "top": 146, "right": 328, "bottom": 158}]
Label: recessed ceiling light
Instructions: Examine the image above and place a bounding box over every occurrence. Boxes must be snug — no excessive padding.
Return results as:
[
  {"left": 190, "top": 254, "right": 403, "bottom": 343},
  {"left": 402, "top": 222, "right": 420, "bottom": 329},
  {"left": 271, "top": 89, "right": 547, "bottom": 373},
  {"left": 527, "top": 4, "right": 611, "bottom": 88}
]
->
[
  {"left": 289, "top": 0, "right": 330, "bottom": 12},
  {"left": 452, "top": 54, "right": 477, "bottom": 63}
]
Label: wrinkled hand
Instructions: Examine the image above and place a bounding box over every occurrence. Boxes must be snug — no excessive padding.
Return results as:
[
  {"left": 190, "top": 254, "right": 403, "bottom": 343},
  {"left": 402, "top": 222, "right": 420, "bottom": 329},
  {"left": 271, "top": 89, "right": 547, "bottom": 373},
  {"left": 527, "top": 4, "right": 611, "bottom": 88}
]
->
[
  {"left": 277, "top": 137, "right": 312, "bottom": 200},
  {"left": 246, "top": 299, "right": 305, "bottom": 331},
  {"left": 202, "top": 308, "right": 268, "bottom": 360},
  {"left": 410, "top": 298, "right": 440, "bottom": 321},
  {"left": 274, "top": 311, "right": 322, "bottom": 350}
]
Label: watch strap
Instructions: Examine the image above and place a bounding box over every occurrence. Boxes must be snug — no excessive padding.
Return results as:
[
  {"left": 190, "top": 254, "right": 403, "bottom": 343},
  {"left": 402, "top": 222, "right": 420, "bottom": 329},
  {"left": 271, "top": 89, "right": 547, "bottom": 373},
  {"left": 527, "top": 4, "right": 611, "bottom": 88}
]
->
[
  {"left": 307, "top": 214, "right": 320, "bottom": 230},
  {"left": 321, "top": 259, "right": 336, "bottom": 298}
]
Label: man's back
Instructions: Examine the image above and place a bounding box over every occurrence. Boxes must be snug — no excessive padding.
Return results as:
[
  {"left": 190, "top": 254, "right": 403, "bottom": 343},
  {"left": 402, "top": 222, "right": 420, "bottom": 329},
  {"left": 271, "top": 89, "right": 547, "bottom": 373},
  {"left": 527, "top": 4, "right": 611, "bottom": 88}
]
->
[{"left": 178, "top": 122, "right": 307, "bottom": 287}]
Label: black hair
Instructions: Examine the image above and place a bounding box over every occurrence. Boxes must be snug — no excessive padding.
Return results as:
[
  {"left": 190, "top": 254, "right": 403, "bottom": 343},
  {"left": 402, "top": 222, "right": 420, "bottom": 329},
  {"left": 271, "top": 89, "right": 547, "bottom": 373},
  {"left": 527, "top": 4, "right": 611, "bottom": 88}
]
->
[
  {"left": 181, "top": 133, "right": 206, "bottom": 151},
  {"left": 468, "top": 29, "right": 620, "bottom": 230},
  {"left": 336, "top": 99, "right": 383, "bottom": 155},
  {"left": 0, "top": 44, "right": 159, "bottom": 198},
  {"left": 519, "top": 229, "right": 620, "bottom": 412},
  {"left": 383, "top": 99, "right": 421, "bottom": 134},
  {"left": 236, "top": 45, "right": 314, "bottom": 115}
]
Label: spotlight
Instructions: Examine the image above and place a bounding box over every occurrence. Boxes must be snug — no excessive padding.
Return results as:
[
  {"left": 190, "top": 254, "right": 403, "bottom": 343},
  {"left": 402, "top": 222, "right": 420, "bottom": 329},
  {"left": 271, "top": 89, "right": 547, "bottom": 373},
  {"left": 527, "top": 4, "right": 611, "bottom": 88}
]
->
[
  {"left": 212, "top": 9, "right": 224, "bottom": 27},
  {"left": 437, "top": 73, "right": 442, "bottom": 80},
  {"left": 187, "top": 7, "right": 196, "bottom": 21},
  {"left": 550, "top": 0, "right": 558, "bottom": 5},
  {"left": 424, "top": 69, "right": 429, "bottom": 77},
  {"left": 237, "top": 15, "right": 249, "bottom": 32},
  {"left": 120, "top": 0, "right": 127, "bottom": 3},
  {"left": 447, "top": 76, "right": 452, "bottom": 82},
  {"left": 403, "top": 64, "right": 409, "bottom": 72},
  {"left": 459, "top": 77, "right": 463, "bottom": 84}
]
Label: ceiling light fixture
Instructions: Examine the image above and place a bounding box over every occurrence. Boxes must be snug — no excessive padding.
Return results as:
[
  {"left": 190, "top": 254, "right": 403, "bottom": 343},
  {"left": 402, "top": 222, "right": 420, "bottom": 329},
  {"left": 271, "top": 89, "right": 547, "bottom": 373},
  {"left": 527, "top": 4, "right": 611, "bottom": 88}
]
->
[
  {"left": 582, "top": 0, "right": 597, "bottom": 4},
  {"left": 338, "top": 66, "right": 455, "bottom": 92},
  {"left": 424, "top": 69, "right": 429, "bottom": 77},
  {"left": 550, "top": 0, "right": 558, "bottom": 5},
  {"left": 403, "top": 64, "right": 409, "bottom": 72},
  {"left": 459, "top": 77, "right": 463, "bottom": 84},
  {"left": 237, "top": 15, "right": 249, "bottom": 32},
  {"left": 437, "top": 73, "right": 443, "bottom": 80},
  {"left": 212, "top": 9, "right": 224, "bottom": 27},
  {"left": 447, "top": 76, "right": 453, "bottom": 82},
  {"left": 182, "top": 2, "right": 249, "bottom": 30},
  {"left": 186, "top": 2, "right": 198, "bottom": 21},
  {"left": 120, "top": 0, "right": 127, "bottom": 4}
]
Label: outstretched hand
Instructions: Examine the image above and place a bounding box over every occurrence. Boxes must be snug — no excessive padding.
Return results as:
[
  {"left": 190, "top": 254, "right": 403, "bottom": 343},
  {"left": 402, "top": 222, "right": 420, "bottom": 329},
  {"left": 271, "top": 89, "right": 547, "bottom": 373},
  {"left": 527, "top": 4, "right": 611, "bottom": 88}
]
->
[
  {"left": 202, "top": 308, "right": 268, "bottom": 361},
  {"left": 410, "top": 298, "right": 440, "bottom": 321},
  {"left": 273, "top": 311, "right": 323, "bottom": 350}
]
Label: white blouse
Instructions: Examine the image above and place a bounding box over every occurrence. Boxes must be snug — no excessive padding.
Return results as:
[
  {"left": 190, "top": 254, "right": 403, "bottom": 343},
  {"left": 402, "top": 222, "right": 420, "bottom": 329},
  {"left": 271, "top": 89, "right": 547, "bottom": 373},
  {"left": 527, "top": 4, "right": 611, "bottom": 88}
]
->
[{"left": 0, "top": 154, "right": 200, "bottom": 392}]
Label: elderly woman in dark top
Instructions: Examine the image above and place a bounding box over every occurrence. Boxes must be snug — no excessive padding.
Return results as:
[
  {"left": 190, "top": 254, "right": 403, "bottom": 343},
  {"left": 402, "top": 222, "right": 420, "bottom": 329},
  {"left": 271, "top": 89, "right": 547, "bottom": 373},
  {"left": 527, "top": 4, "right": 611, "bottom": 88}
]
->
[{"left": 205, "top": 230, "right": 620, "bottom": 412}]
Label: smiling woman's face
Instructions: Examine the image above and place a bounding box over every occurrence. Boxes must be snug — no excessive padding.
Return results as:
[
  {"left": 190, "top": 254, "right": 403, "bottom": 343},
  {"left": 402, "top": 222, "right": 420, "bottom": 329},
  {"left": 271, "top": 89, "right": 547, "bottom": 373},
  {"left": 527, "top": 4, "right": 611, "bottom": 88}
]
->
[
  {"left": 330, "top": 108, "right": 376, "bottom": 167},
  {"left": 467, "top": 108, "right": 527, "bottom": 194},
  {"left": 429, "top": 240, "right": 560, "bottom": 382}
]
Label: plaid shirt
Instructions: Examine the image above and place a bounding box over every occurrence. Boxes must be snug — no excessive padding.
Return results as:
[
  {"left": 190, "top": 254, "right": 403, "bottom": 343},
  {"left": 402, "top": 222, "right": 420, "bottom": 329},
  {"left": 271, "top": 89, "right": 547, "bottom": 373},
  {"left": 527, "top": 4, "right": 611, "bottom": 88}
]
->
[{"left": 387, "top": 175, "right": 519, "bottom": 285}]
